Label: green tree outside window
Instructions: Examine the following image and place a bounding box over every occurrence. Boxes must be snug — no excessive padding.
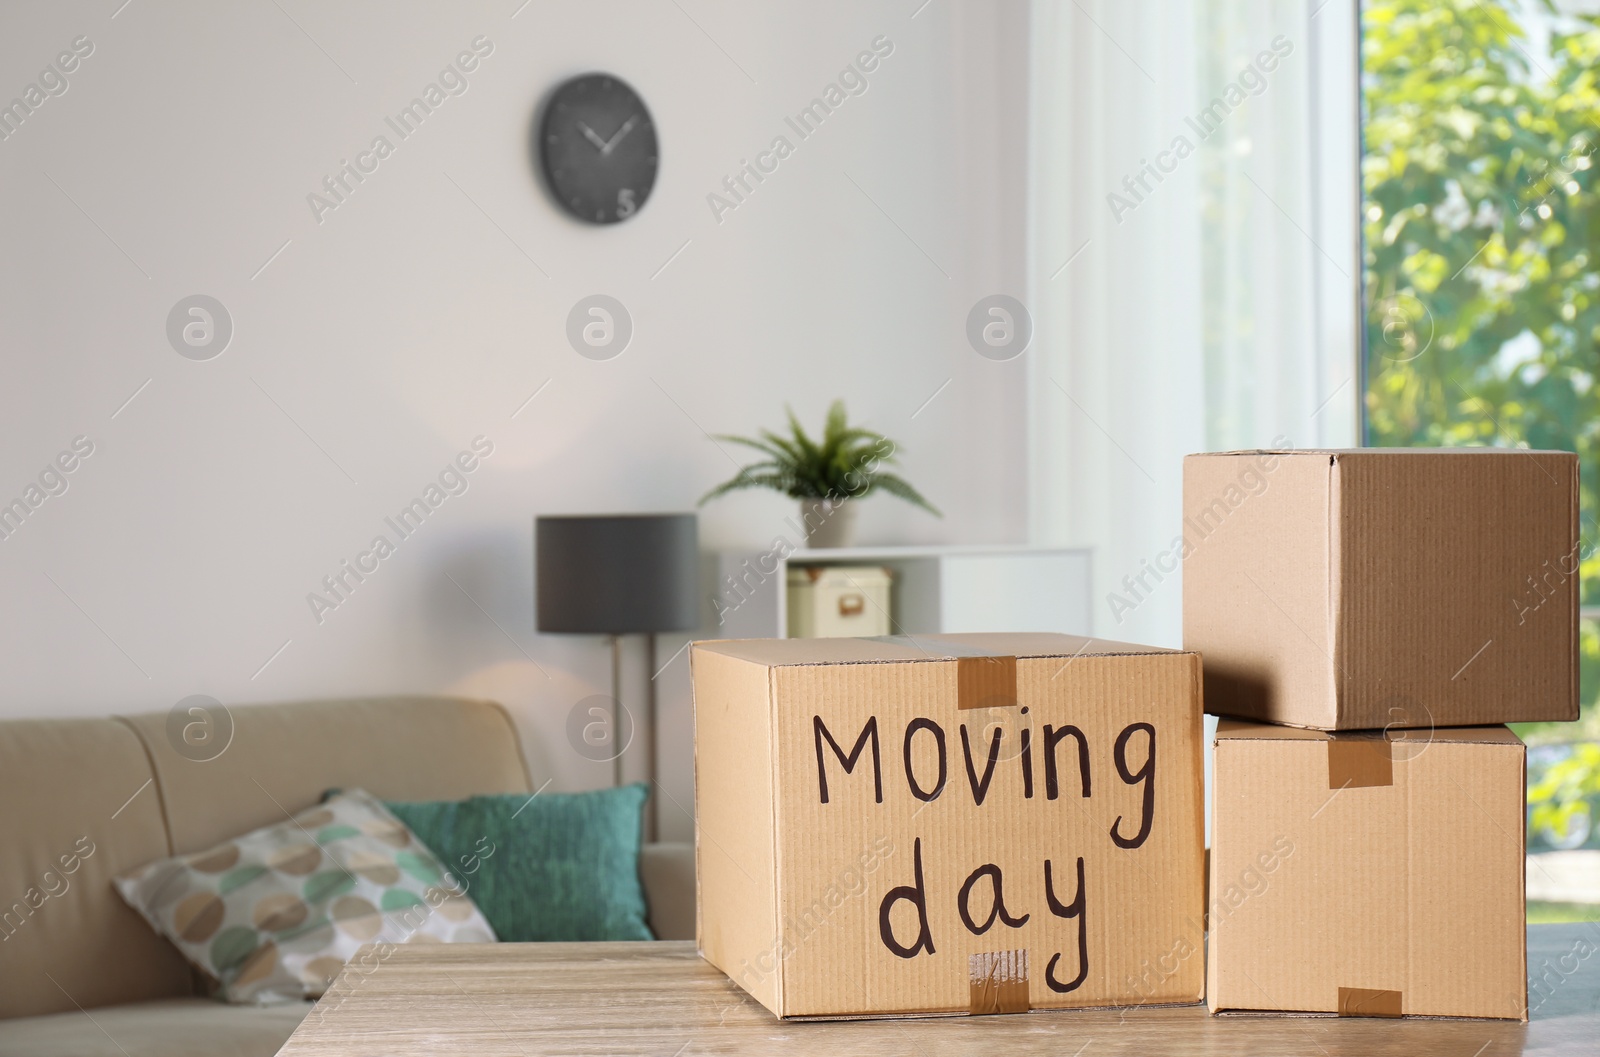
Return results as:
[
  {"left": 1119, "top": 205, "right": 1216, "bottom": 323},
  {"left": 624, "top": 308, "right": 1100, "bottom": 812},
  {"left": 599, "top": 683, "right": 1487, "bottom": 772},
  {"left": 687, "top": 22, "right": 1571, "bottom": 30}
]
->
[{"left": 1363, "top": 0, "right": 1600, "bottom": 900}]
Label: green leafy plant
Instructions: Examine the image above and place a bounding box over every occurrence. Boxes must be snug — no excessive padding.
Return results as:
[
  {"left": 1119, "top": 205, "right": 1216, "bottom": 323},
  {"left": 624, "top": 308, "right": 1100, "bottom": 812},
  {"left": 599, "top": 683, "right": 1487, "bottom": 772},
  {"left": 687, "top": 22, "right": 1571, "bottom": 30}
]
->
[
  {"left": 1528, "top": 743, "right": 1600, "bottom": 850},
  {"left": 698, "top": 400, "right": 940, "bottom": 515}
]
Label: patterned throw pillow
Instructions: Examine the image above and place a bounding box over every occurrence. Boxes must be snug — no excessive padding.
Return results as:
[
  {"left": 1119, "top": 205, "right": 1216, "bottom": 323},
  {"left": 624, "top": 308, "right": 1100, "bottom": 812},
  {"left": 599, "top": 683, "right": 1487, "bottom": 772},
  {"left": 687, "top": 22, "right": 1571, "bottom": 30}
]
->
[{"left": 114, "top": 788, "right": 495, "bottom": 1004}]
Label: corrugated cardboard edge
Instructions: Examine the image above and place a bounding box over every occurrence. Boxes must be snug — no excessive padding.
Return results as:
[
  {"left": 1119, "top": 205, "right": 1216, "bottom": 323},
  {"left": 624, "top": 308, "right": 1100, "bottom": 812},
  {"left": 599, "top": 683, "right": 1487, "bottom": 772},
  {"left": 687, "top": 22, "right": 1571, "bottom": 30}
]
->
[
  {"left": 1214, "top": 719, "right": 1524, "bottom": 746},
  {"left": 766, "top": 663, "right": 788, "bottom": 1017},
  {"left": 1518, "top": 743, "right": 1530, "bottom": 1022},
  {"left": 785, "top": 999, "right": 1203, "bottom": 1022},
  {"left": 688, "top": 645, "right": 786, "bottom": 1019},
  {"left": 1210, "top": 1000, "right": 1526, "bottom": 1022},
  {"left": 1326, "top": 452, "right": 1345, "bottom": 729},
  {"left": 1567, "top": 454, "right": 1582, "bottom": 720},
  {"left": 1185, "top": 652, "right": 1208, "bottom": 1008},
  {"left": 1201, "top": 447, "right": 1576, "bottom": 457},
  {"left": 1204, "top": 735, "right": 1224, "bottom": 1015},
  {"left": 1211, "top": 1009, "right": 1527, "bottom": 1021}
]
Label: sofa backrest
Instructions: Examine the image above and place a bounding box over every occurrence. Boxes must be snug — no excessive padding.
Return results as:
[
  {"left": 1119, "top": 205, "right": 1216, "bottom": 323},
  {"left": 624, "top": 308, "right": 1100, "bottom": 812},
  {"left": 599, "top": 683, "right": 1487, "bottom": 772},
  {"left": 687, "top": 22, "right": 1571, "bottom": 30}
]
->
[
  {"left": 117, "top": 696, "right": 532, "bottom": 853},
  {"left": 0, "top": 717, "right": 193, "bottom": 1019},
  {"left": 0, "top": 696, "right": 531, "bottom": 1019}
]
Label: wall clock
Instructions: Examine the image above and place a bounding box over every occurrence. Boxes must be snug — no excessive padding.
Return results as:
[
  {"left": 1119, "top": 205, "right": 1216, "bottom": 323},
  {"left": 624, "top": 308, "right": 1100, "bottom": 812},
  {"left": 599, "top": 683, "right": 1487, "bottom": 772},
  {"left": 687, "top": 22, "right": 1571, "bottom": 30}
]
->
[{"left": 538, "top": 73, "right": 658, "bottom": 224}]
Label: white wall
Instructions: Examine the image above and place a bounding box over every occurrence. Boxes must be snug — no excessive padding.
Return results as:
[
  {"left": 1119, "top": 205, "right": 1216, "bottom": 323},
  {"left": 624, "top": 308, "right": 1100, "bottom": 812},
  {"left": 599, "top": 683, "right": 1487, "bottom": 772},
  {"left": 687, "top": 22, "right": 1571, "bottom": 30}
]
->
[{"left": 0, "top": 1, "right": 1032, "bottom": 840}]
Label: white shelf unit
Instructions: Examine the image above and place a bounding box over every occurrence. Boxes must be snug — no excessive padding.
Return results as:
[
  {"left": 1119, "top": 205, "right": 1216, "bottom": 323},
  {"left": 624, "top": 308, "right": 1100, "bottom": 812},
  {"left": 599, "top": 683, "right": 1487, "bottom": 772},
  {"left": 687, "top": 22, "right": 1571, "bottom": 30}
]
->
[{"left": 709, "top": 545, "right": 1093, "bottom": 639}]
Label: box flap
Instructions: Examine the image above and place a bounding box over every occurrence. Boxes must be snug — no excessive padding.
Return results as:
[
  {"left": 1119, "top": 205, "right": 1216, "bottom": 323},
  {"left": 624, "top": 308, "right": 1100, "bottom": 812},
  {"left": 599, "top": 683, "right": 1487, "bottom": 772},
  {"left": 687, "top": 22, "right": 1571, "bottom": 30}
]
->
[
  {"left": 693, "top": 633, "right": 1189, "bottom": 668},
  {"left": 694, "top": 638, "right": 932, "bottom": 667},
  {"left": 926, "top": 633, "right": 1187, "bottom": 658},
  {"left": 1214, "top": 718, "right": 1328, "bottom": 741},
  {"left": 1196, "top": 447, "right": 1573, "bottom": 457},
  {"left": 1215, "top": 719, "right": 1524, "bottom": 747}
]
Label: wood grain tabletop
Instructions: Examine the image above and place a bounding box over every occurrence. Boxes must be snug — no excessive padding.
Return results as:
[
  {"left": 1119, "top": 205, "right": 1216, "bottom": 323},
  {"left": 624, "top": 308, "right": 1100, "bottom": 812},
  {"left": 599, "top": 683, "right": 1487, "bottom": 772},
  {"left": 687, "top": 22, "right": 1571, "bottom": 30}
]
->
[{"left": 279, "top": 923, "right": 1600, "bottom": 1056}]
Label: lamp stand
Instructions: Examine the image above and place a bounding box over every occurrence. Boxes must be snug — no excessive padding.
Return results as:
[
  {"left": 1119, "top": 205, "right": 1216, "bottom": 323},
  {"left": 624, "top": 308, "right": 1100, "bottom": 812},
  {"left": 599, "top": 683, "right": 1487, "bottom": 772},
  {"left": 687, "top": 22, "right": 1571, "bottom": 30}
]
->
[
  {"left": 645, "top": 634, "right": 658, "bottom": 843},
  {"left": 610, "top": 633, "right": 659, "bottom": 842},
  {"left": 610, "top": 634, "right": 623, "bottom": 789}
]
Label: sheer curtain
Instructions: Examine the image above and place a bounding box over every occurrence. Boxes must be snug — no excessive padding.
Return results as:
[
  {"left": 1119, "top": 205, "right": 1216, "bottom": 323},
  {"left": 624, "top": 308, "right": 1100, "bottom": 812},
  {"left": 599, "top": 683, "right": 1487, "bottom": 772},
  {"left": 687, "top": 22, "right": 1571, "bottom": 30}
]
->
[{"left": 1028, "top": 0, "right": 1360, "bottom": 648}]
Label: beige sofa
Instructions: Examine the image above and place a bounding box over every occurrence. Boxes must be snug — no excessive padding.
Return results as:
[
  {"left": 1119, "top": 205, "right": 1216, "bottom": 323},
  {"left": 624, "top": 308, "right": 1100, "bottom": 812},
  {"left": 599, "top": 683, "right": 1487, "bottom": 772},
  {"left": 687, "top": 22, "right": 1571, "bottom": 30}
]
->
[{"left": 0, "top": 696, "right": 695, "bottom": 1057}]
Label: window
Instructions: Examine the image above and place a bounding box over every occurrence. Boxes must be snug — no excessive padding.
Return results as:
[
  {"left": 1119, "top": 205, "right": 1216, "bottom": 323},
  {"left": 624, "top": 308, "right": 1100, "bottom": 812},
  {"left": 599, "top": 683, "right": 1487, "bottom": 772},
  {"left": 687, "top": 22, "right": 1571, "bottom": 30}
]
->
[{"left": 1361, "top": 0, "right": 1600, "bottom": 920}]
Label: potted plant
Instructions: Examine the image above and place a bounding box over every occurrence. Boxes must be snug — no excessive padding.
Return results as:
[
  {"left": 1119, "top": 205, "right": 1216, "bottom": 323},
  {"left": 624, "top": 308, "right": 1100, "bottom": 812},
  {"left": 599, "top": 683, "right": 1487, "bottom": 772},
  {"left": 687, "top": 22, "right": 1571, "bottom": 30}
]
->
[{"left": 698, "top": 400, "right": 939, "bottom": 548}]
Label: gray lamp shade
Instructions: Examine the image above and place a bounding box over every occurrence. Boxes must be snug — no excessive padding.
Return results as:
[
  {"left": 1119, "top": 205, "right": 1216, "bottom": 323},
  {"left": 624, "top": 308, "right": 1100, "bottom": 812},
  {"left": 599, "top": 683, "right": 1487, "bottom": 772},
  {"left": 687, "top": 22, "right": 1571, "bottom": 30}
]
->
[{"left": 536, "top": 514, "right": 699, "bottom": 634}]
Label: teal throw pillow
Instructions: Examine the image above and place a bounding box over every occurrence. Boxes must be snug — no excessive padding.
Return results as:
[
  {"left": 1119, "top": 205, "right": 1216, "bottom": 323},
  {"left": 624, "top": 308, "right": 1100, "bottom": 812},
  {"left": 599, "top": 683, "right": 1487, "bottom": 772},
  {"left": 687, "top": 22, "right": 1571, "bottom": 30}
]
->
[{"left": 385, "top": 783, "right": 653, "bottom": 942}]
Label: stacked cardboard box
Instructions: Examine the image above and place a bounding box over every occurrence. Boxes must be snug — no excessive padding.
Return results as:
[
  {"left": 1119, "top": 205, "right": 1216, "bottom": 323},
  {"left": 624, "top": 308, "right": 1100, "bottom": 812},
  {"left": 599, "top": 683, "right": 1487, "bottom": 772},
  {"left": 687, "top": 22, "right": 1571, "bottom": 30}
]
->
[{"left": 1184, "top": 448, "right": 1579, "bottom": 1021}]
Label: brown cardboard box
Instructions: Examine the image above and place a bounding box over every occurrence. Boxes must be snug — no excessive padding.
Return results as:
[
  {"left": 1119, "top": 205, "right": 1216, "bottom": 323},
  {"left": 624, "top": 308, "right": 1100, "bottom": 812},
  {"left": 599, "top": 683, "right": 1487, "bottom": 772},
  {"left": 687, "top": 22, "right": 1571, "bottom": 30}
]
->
[
  {"left": 1208, "top": 719, "right": 1527, "bottom": 1020},
  {"left": 1183, "top": 448, "right": 1578, "bottom": 730},
  {"left": 690, "top": 633, "right": 1204, "bottom": 1019}
]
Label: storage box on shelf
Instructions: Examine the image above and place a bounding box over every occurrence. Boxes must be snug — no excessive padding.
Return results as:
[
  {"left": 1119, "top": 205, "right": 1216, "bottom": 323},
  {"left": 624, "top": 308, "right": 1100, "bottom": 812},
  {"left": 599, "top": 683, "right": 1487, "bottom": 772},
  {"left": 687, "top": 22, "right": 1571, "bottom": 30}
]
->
[{"left": 786, "top": 565, "right": 893, "bottom": 638}]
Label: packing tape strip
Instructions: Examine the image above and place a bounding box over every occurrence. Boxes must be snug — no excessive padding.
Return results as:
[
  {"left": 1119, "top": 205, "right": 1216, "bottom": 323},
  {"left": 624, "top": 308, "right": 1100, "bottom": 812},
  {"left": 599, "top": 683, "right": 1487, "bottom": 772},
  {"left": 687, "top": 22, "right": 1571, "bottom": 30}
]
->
[
  {"left": 957, "top": 655, "right": 1018, "bottom": 711},
  {"left": 1337, "top": 986, "right": 1402, "bottom": 1017},
  {"left": 969, "top": 949, "right": 1030, "bottom": 1014},
  {"left": 860, "top": 637, "right": 1020, "bottom": 711},
  {"left": 1326, "top": 735, "right": 1393, "bottom": 789}
]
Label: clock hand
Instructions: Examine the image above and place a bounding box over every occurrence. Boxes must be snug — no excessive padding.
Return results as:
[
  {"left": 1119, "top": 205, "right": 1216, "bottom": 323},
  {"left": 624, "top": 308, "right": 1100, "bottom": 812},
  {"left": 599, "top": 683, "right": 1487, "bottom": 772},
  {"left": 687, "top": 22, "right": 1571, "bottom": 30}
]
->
[
  {"left": 601, "top": 116, "right": 638, "bottom": 155},
  {"left": 575, "top": 120, "right": 609, "bottom": 152}
]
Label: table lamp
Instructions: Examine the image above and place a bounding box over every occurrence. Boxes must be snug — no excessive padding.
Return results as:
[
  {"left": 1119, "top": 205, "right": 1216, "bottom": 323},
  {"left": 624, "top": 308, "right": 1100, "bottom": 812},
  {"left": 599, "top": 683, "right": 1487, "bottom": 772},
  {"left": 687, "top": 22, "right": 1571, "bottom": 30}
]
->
[{"left": 535, "top": 513, "right": 699, "bottom": 838}]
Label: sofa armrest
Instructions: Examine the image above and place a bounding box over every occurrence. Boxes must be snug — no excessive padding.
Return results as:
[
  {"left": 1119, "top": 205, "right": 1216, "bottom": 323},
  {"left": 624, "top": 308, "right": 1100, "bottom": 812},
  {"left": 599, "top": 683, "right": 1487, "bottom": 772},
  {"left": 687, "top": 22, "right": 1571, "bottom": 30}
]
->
[{"left": 638, "top": 842, "right": 695, "bottom": 941}]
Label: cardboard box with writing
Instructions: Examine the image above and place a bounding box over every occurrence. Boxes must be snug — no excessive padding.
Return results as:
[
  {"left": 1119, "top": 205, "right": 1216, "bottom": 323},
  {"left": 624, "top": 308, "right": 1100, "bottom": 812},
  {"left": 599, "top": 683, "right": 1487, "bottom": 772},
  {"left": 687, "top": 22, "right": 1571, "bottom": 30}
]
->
[
  {"left": 1208, "top": 720, "right": 1527, "bottom": 1020},
  {"left": 691, "top": 633, "right": 1204, "bottom": 1019},
  {"left": 1183, "top": 448, "right": 1577, "bottom": 730}
]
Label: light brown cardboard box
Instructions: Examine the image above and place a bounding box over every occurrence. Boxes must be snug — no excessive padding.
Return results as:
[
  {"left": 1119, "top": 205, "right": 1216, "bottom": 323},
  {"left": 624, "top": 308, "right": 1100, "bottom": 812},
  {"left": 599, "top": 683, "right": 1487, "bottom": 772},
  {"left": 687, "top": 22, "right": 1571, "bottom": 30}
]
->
[
  {"left": 691, "top": 633, "right": 1204, "bottom": 1020},
  {"left": 1183, "top": 448, "right": 1578, "bottom": 730},
  {"left": 1208, "top": 719, "right": 1527, "bottom": 1020}
]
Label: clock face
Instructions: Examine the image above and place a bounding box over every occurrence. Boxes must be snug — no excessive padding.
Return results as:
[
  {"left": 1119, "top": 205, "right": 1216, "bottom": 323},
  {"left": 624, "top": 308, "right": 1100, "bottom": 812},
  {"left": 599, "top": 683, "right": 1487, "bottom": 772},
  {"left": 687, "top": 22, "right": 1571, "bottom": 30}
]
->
[{"left": 538, "top": 74, "right": 658, "bottom": 224}]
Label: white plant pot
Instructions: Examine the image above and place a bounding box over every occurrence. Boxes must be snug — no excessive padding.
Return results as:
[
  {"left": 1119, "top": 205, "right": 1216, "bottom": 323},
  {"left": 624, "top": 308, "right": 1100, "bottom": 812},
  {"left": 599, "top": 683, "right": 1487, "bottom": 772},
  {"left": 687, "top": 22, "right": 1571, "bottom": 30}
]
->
[{"left": 798, "top": 498, "right": 858, "bottom": 548}]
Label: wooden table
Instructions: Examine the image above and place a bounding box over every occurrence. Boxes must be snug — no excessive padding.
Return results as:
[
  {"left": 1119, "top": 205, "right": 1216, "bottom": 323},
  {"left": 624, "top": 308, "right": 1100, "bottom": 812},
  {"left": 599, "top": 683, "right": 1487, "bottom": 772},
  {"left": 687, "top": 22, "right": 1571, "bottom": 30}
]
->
[{"left": 280, "top": 924, "right": 1599, "bottom": 1056}]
